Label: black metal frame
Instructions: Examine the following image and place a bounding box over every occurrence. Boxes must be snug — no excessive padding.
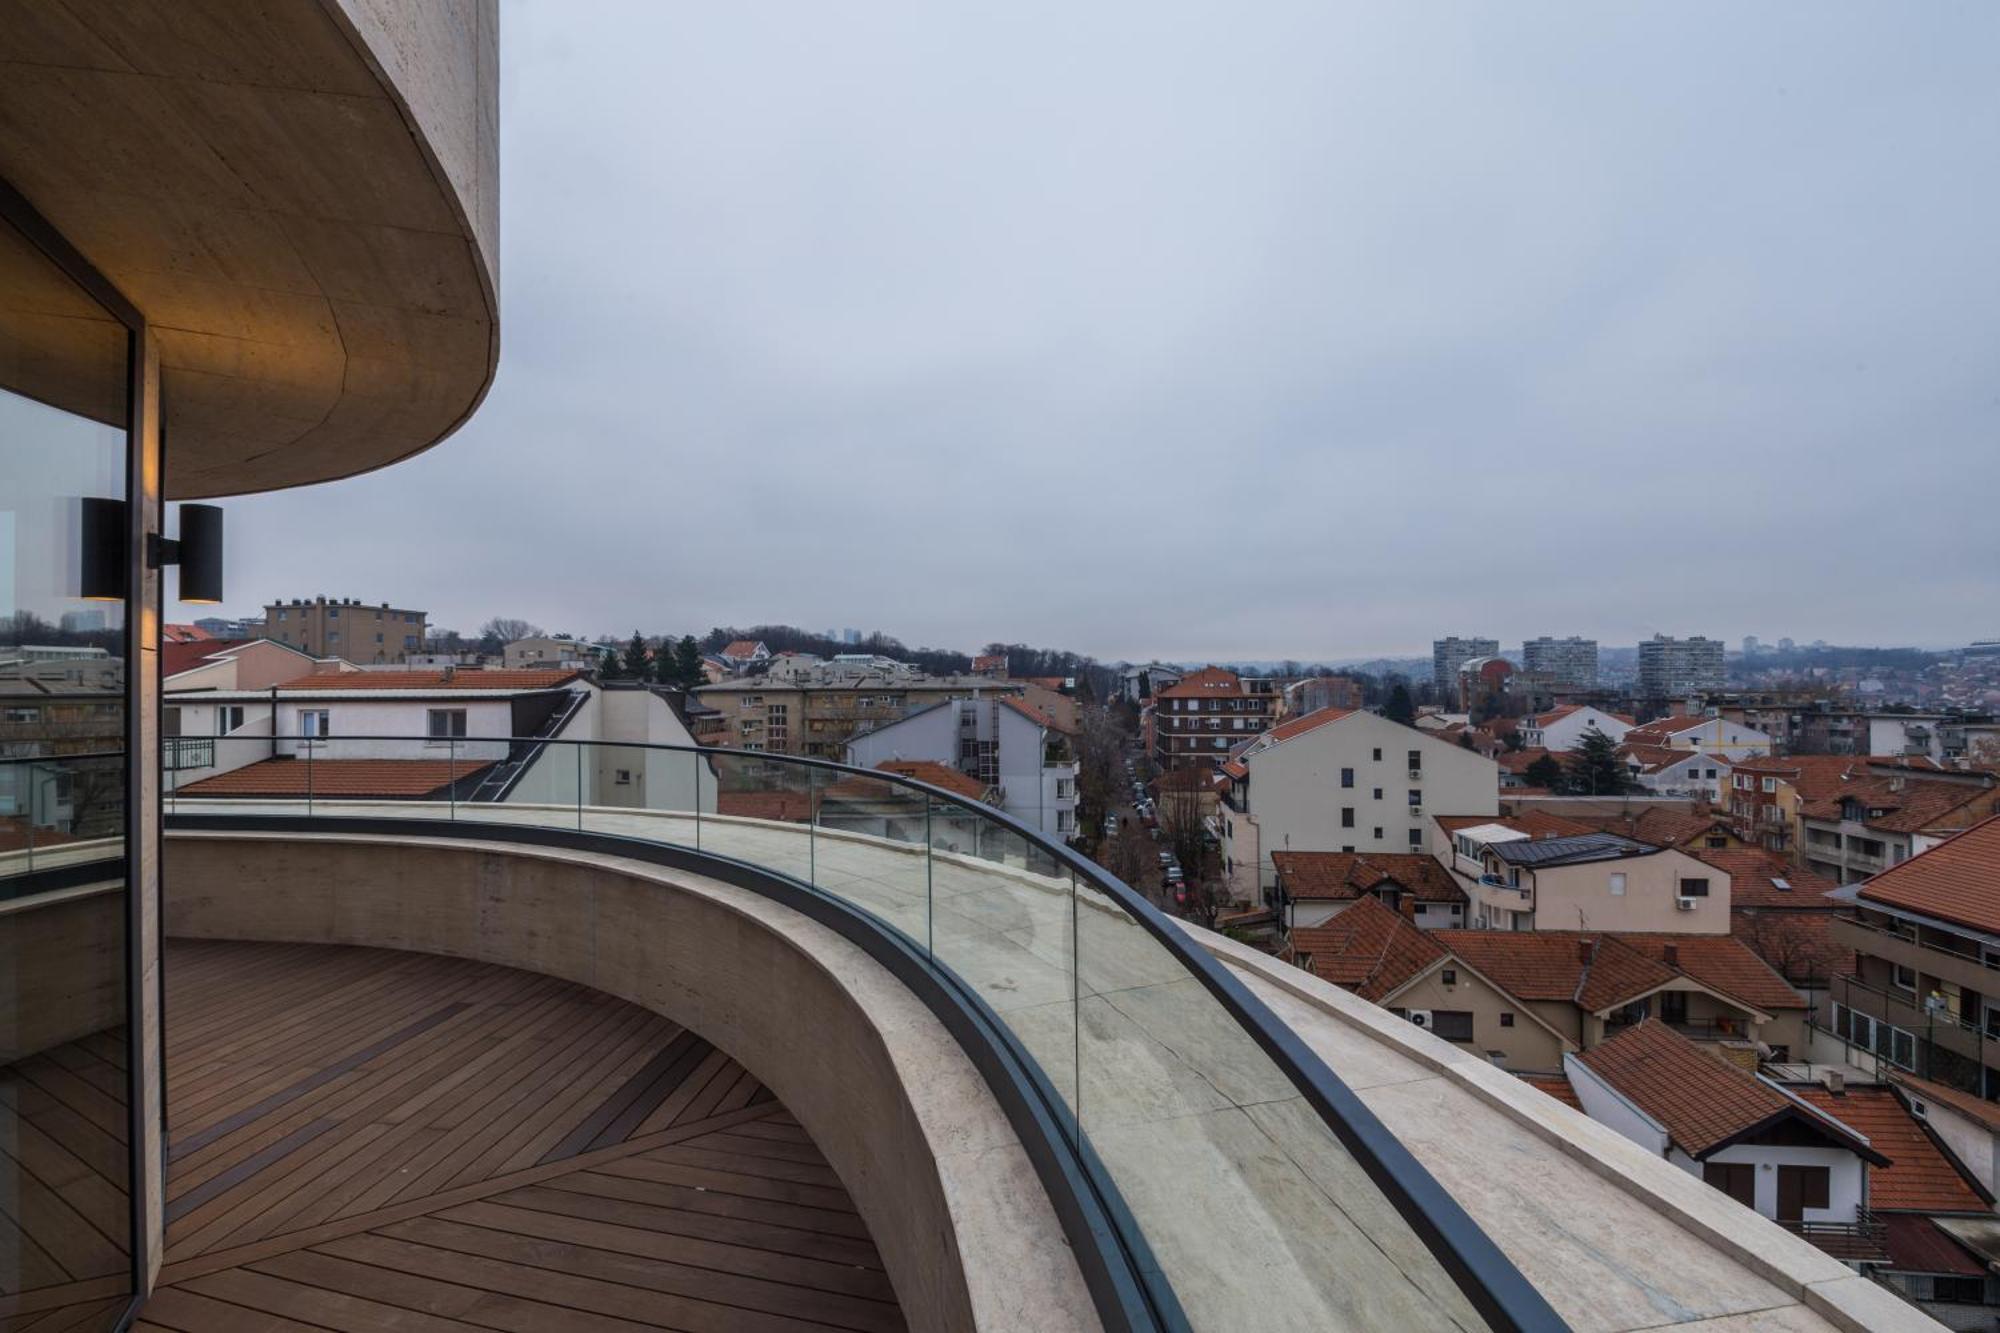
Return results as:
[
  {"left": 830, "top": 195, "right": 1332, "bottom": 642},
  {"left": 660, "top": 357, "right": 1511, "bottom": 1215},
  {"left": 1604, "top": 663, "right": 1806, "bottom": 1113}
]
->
[
  {"left": 0, "top": 174, "right": 150, "bottom": 1333},
  {"left": 167, "top": 734, "right": 1568, "bottom": 1332}
]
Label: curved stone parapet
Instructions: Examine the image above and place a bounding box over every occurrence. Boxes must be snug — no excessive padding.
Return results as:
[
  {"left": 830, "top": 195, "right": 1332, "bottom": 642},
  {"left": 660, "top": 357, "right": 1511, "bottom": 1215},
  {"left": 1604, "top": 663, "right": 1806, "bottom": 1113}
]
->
[{"left": 163, "top": 829, "right": 1102, "bottom": 1333}]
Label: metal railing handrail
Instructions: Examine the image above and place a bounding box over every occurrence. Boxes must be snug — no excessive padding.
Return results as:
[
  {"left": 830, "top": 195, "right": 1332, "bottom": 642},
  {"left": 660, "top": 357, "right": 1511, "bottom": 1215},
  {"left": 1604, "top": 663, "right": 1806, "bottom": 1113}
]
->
[{"left": 165, "top": 732, "right": 1565, "bottom": 1332}]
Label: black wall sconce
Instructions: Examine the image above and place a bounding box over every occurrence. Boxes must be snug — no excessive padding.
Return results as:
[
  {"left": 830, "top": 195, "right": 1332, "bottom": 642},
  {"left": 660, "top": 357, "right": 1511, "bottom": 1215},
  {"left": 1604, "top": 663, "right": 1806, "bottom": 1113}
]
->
[{"left": 79, "top": 499, "right": 225, "bottom": 604}]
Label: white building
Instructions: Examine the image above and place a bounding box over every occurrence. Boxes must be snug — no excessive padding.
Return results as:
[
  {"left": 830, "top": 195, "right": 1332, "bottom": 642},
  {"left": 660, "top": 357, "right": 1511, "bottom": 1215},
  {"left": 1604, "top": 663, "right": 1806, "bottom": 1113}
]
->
[
  {"left": 1636, "top": 635, "right": 1725, "bottom": 697},
  {"left": 1623, "top": 714, "right": 1773, "bottom": 761},
  {"left": 1220, "top": 708, "right": 1499, "bottom": 904},
  {"left": 1522, "top": 637, "right": 1599, "bottom": 688},
  {"left": 1517, "top": 705, "right": 1633, "bottom": 753},
  {"left": 844, "top": 695, "right": 1079, "bottom": 841},
  {"left": 1620, "top": 746, "right": 1731, "bottom": 801}
]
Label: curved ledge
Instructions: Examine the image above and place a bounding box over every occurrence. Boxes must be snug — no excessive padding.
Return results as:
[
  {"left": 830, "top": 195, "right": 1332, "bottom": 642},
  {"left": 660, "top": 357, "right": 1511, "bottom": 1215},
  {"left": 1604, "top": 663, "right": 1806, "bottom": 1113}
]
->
[
  {"left": 0, "top": 0, "right": 499, "bottom": 496},
  {"left": 164, "top": 825, "right": 1105, "bottom": 1333}
]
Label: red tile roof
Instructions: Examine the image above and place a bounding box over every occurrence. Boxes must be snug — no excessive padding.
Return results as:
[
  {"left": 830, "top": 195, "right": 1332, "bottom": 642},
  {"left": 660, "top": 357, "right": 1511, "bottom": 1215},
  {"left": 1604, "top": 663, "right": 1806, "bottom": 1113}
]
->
[
  {"left": 1791, "top": 1085, "right": 1987, "bottom": 1213},
  {"left": 162, "top": 637, "right": 261, "bottom": 677},
  {"left": 1428, "top": 930, "right": 1801, "bottom": 1015},
  {"left": 1261, "top": 707, "right": 1355, "bottom": 744},
  {"left": 1890, "top": 1071, "right": 2000, "bottom": 1134},
  {"left": 1567, "top": 808, "right": 1731, "bottom": 849},
  {"left": 1437, "top": 810, "right": 1594, "bottom": 840},
  {"left": 1801, "top": 775, "right": 1999, "bottom": 837},
  {"left": 971, "top": 654, "right": 1008, "bottom": 672},
  {"left": 720, "top": 639, "right": 763, "bottom": 659},
  {"left": 1495, "top": 747, "right": 1556, "bottom": 775},
  {"left": 176, "top": 759, "right": 491, "bottom": 798},
  {"left": 1625, "top": 715, "right": 1714, "bottom": 742},
  {"left": 1856, "top": 815, "right": 2000, "bottom": 934},
  {"left": 1284, "top": 897, "right": 1446, "bottom": 1001},
  {"left": 1523, "top": 1075, "right": 1581, "bottom": 1111},
  {"left": 1271, "top": 851, "right": 1465, "bottom": 904},
  {"left": 1155, "top": 666, "right": 1247, "bottom": 699},
  {"left": 1618, "top": 743, "right": 1712, "bottom": 774},
  {"left": 162, "top": 623, "right": 212, "bottom": 643},
  {"left": 873, "top": 760, "right": 988, "bottom": 801},
  {"left": 1882, "top": 1214, "right": 1987, "bottom": 1277},
  {"left": 999, "top": 695, "right": 1054, "bottom": 729},
  {"left": 1697, "top": 849, "right": 1837, "bottom": 908},
  {"left": 1577, "top": 1021, "right": 1867, "bottom": 1159},
  {"left": 273, "top": 669, "right": 582, "bottom": 691}
]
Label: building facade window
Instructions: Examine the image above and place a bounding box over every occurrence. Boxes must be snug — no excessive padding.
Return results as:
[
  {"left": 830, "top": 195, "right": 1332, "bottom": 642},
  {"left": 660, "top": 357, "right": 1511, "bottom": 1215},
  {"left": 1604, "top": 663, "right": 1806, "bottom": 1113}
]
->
[{"left": 426, "top": 708, "right": 469, "bottom": 739}]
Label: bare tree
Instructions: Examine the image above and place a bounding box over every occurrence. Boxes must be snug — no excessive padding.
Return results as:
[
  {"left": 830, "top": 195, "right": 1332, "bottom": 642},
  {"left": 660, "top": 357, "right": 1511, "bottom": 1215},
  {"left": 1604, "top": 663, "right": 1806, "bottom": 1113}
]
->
[
  {"left": 1156, "top": 771, "right": 1226, "bottom": 926},
  {"left": 1736, "top": 912, "right": 1834, "bottom": 989},
  {"left": 476, "top": 617, "right": 543, "bottom": 651}
]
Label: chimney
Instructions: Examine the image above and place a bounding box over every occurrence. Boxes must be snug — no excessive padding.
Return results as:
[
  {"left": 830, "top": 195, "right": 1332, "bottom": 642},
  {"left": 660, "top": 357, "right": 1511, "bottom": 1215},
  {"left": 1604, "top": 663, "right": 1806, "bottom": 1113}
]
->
[
  {"left": 441, "top": 663, "right": 456, "bottom": 684},
  {"left": 1577, "top": 940, "right": 1594, "bottom": 964},
  {"left": 1821, "top": 1069, "right": 1845, "bottom": 1096},
  {"left": 1662, "top": 944, "right": 1679, "bottom": 967}
]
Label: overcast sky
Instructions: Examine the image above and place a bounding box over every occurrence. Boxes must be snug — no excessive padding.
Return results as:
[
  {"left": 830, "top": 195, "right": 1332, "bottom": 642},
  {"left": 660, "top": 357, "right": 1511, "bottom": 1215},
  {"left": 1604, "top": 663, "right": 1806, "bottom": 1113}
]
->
[{"left": 216, "top": 1, "right": 2000, "bottom": 662}]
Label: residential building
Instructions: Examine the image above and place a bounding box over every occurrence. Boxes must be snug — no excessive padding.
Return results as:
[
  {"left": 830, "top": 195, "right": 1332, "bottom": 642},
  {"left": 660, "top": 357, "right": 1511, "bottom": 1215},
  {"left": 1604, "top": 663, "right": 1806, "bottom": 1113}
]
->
[
  {"left": 1619, "top": 744, "right": 1732, "bottom": 801},
  {"left": 1283, "top": 674, "right": 1364, "bottom": 717},
  {"left": 1523, "top": 636, "right": 1599, "bottom": 688},
  {"left": 1568, "top": 1022, "right": 1884, "bottom": 1227},
  {"left": 1792, "top": 710, "right": 1959, "bottom": 760},
  {"left": 1518, "top": 703, "right": 1633, "bottom": 752},
  {"left": 1437, "top": 821, "right": 1734, "bottom": 934},
  {"left": 1271, "top": 850, "right": 1467, "bottom": 931},
  {"left": 697, "top": 670, "right": 1022, "bottom": 757},
  {"left": 1828, "top": 817, "right": 2000, "bottom": 1097},
  {"left": 1698, "top": 848, "right": 1849, "bottom": 993},
  {"left": 843, "top": 694, "right": 1080, "bottom": 841},
  {"left": 1432, "top": 636, "right": 1499, "bottom": 699},
  {"left": 1637, "top": 634, "right": 1726, "bottom": 697},
  {"left": 1799, "top": 766, "right": 2000, "bottom": 883},
  {"left": 1455, "top": 655, "right": 1514, "bottom": 712},
  {"left": 1149, "top": 666, "right": 1279, "bottom": 772},
  {"left": 1287, "top": 898, "right": 1807, "bottom": 1068},
  {"left": 263, "top": 596, "right": 429, "bottom": 663},
  {"left": 1220, "top": 708, "right": 1498, "bottom": 902},
  {"left": 1624, "top": 712, "right": 1775, "bottom": 760},
  {"left": 1117, "top": 661, "right": 1184, "bottom": 702},
  {"left": 717, "top": 638, "right": 772, "bottom": 672},
  {"left": 502, "top": 635, "right": 605, "bottom": 670}
]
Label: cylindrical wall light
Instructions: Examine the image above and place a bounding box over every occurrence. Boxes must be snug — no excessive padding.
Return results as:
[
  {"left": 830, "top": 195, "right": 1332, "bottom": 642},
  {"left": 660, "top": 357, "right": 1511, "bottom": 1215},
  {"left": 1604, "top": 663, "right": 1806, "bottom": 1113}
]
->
[
  {"left": 176, "top": 503, "right": 224, "bottom": 604},
  {"left": 79, "top": 496, "right": 127, "bottom": 601}
]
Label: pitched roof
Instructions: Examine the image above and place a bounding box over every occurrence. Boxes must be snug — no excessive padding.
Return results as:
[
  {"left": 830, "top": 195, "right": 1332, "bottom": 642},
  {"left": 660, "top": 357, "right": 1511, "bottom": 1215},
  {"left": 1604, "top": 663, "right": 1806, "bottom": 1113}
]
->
[
  {"left": 872, "top": 760, "right": 988, "bottom": 801},
  {"left": 176, "top": 758, "right": 490, "bottom": 798},
  {"left": 1428, "top": 930, "right": 1802, "bottom": 1015},
  {"left": 1270, "top": 851, "right": 1465, "bottom": 904},
  {"left": 720, "top": 639, "right": 763, "bottom": 658},
  {"left": 971, "top": 654, "right": 1008, "bottom": 672},
  {"left": 1567, "top": 808, "right": 1730, "bottom": 849},
  {"left": 1576, "top": 1021, "right": 1875, "bottom": 1160},
  {"left": 1696, "top": 849, "right": 1837, "bottom": 908},
  {"left": 1856, "top": 814, "right": 2000, "bottom": 934},
  {"left": 1495, "top": 747, "right": 1556, "bottom": 775},
  {"left": 1625, "top": 715, "right": 1715, "bottom": 741},
  {"left": 1437, "top": 810, "right": 1595, "bottom": 840},
  {"left": 1790, "top": 1085, "right": 1988, "bottom": 1213},
  {"left": 163, "top": 637, "right": 260, "bottom": 677},
  {"left": 162, "top": 623, "right": 212, "bottom": 643},
  {"left": 1155, "top": 666, "right": 1246, "bottom": 699},
  {"left": 273, "top": 669, "right": 582, "bottom": 691},
  {"left": 1890, "top": 1071, "right": 2000, "bottom": 1134},
  {"left": 1729, "top": 754, "right": 1880, "bottom": 800},
  {"left": 1522, "top": 1074, "right": 1582, "bottom": 1111},
  {"left": 1802, "top": 775, "right": 1997, "bottom": 837},
  {"left": 1618, "top": 743, "right": 1714, "bottom": 774},
  {"left": 998, "top": 695, "right": 1053, "bottom": 728},
  {"left": 1487, "top": 832, "right": 1654, "bottom": 867},
  {"left": 1261, "top": 707, "right": 1356, "bottom": 744},
  {"left": 1284, "top": 896, "right": 1446, "bottom": 1001}
]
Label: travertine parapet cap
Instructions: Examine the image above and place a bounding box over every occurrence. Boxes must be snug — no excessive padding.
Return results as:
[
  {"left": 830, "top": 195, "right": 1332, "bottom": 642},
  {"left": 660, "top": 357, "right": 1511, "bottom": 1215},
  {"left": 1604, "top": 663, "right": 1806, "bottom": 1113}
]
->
[{"left": 0, "top": 0, "right": 500, "bottom": 497}]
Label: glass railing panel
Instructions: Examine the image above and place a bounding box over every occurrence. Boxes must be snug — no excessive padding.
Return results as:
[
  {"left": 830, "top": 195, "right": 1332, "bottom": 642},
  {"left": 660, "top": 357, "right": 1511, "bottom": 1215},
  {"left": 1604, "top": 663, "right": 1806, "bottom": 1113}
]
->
[
  {"left": 576, "top": 742, "right": 700, "bottom": 850},
  {"left": 1070, "top": 875, "right": 1490, "bottom": 1330},
  {"left": 808, "top": 767, "right": 930, "bottom": 944},
  {"left": 703, "top": 750, "right": 818, "bottom": 885},
  {"left": 929, "top": 797, "right": 1079, "bottom": 1121}
]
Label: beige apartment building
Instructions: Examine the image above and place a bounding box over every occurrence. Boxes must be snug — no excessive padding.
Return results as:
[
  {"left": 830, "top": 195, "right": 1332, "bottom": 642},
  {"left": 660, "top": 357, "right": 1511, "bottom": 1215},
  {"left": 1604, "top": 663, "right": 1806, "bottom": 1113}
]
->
[
  {"left": 1436, "top": 819, "right": 1736, "bottom": 934},
  {"left": 264, "top": 596, "right": 429, "bottom": 664},
  {"left": 696, "top": 672, "right": 1024, "bottom": 756}
]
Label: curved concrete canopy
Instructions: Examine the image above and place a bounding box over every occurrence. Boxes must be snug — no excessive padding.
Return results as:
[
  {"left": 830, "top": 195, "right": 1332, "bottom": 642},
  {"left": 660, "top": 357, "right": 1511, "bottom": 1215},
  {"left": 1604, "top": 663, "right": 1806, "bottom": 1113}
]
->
[{"left": 0, "top": 0, "right": 498, "bottom": 497}]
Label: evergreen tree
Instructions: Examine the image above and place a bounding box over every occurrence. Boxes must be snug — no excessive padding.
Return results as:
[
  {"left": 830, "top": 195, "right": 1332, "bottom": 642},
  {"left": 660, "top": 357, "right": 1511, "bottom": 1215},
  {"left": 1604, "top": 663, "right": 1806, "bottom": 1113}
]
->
[
  {"left": 1523, "top": 753, "right": 1564, "bottom": 789},
  {"left": 672, "top": 635, "right": 703, "bottom": 689},
  {"left": 1383, "top": 682, "right": 1415, "bottom": 726},
  {"left": 622, "top": 631, "right": 649, "bottom": 681},
  {"left": 1562, "top": 728, "right": 1628, "bottom": 796}
]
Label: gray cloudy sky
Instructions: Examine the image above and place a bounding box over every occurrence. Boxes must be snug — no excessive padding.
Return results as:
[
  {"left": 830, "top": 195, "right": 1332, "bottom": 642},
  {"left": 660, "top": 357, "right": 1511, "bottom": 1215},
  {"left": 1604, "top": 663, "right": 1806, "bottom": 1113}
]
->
[{"left": 218, "top": 1, "right": 2000, "bottom": 661}]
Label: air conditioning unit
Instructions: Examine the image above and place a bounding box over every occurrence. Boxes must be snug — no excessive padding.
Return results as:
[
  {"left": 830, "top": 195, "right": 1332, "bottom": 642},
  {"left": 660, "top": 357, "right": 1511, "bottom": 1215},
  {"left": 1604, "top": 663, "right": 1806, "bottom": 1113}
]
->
[
  {"left": 1675, "top": 897, "right": 1698, "bottom": 912},
  {"left": 1408, "top": 769, "right": 1423, "bottom": 780},
  {"left": 1407, "top": 1010, "right": 1433, "bottom": 1029},
  {"left": 1410, "top": 805, "right": 1423, "bottom": 817}
]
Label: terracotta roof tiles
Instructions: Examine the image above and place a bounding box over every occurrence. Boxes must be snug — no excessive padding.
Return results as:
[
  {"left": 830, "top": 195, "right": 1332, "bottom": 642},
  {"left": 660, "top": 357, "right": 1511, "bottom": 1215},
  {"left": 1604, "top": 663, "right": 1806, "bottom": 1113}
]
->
[
  {"left": 1856, "top": 814, "right": 2000, "bottom": 935},
  {"left": 1270, "top": 851, "right": 1465, "bottom": 904},
  {"left": 274, "top": 669, "right": 582, "bottom": 691},
  {"left": 176, "top": 759, "right": 491, "bottom": 799},
  {"left": 1791, "top": 1085, "right": 1988, "bottom": 1213},
  {"left": 1284, "top": 897, "right": 1446, "bottom": 1001}
]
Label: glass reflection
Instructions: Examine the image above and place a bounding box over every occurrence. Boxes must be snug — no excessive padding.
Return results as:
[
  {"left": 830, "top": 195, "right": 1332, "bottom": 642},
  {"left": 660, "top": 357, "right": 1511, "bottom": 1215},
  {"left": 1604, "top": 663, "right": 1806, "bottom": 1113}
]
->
[{"left": 0, "top": 207, "right": 134, "bottom": 1322}]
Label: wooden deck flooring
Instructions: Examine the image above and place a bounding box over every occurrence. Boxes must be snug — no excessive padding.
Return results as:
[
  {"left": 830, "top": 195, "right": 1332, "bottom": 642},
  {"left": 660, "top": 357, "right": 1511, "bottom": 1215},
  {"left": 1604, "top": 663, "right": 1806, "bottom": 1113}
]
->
[{"left": 134, "top": 939, "right": 904, "bottom": 1333}]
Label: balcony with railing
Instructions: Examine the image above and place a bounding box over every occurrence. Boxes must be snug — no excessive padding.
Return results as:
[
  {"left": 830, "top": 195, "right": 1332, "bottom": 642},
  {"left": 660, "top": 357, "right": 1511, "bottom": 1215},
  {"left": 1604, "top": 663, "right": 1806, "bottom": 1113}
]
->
[{"left": 121, "top": 734, "right": 1914, "bottom": 1332}]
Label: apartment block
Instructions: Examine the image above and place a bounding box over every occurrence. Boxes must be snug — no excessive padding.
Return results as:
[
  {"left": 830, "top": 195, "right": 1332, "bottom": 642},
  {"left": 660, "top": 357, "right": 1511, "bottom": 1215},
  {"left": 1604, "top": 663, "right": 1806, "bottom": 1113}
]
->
[
  {"left": 1523, "top": 636, "right": 1599, "bottom": 688},
  {"left": 264, "top": 596, "right": 429, "bottom": 664},
  {"left": 1149, "top": 666, "right": 1280, "bottom": 771},
  {"left": 697, "top": 670, "right": 1023, "bottom": 757},
  {"left": 1637, "top": 634, "right": 1726, "bottom": 697},
  {"left": 1432, "top": 635, "right": 1499, "bottom": 699}
]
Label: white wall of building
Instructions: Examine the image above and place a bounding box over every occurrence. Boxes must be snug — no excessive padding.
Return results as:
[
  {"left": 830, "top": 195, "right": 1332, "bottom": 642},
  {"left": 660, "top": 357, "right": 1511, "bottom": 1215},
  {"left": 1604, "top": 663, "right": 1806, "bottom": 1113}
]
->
[
  {"left": 1223, "top": 713, "right": 1498, "bottom": 897},
  {"left": 1526, "top": 708, "right": 1632, "bottom": 752},
  {"left": 844, "top": 699, "right": 1077, "bottom": 841}
]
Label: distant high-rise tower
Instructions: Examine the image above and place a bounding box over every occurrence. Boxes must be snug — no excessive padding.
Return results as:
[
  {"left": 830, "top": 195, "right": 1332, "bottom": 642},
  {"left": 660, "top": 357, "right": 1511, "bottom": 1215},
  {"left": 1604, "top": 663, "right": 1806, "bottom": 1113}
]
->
[
  {"left": 1522, "top": 636, "right": 1598, "bottom": 688},
  {"left": 1636, "top": 634, "right": 1724, "bottom": 698},
  {"left": 1433, "top": 636, "right": 1499, "bottom": 699},
  {"left": 1778, "top": 637, "right": 1796, "bottom": 652}
]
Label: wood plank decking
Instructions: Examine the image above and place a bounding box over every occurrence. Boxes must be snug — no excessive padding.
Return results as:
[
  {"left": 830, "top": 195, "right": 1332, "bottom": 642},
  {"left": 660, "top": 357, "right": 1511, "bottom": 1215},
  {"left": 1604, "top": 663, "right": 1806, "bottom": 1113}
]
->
[{"left": 134, "top": 939, "right": 904, "bottom": 1333}]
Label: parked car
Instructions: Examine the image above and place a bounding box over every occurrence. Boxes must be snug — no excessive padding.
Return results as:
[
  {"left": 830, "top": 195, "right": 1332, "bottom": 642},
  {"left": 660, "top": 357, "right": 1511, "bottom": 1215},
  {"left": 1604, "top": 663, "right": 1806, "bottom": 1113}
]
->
[{"left": 1157, "top": 850, "right": 1173, "bottom": 866}]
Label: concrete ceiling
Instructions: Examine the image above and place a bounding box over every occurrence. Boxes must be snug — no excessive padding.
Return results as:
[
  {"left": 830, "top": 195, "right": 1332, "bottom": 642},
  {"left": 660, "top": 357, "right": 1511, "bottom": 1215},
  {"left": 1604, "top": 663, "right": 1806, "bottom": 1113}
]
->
[{"left": 0, "top": 0, "right": 498, "bottom": 498}]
